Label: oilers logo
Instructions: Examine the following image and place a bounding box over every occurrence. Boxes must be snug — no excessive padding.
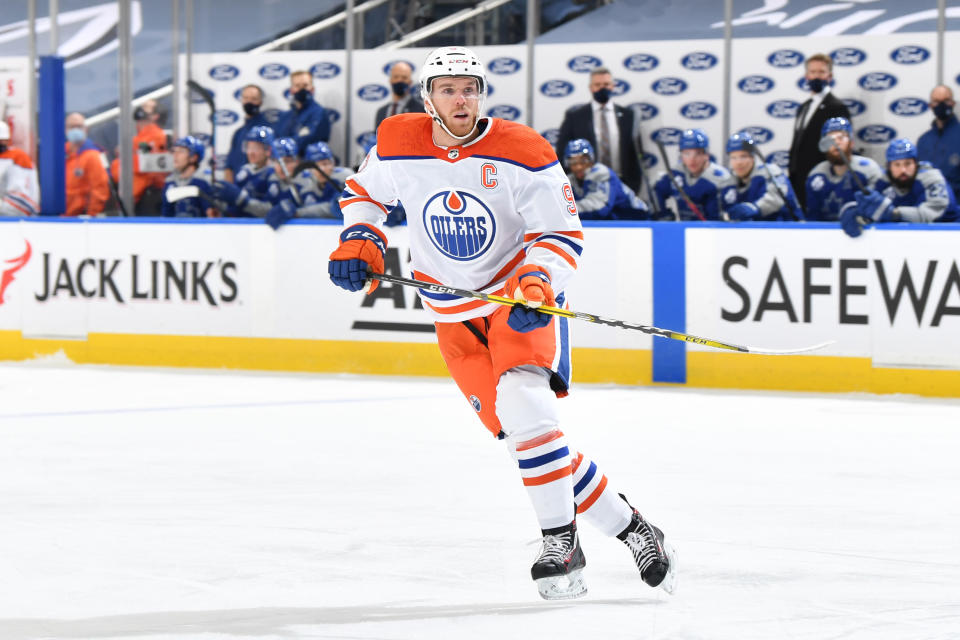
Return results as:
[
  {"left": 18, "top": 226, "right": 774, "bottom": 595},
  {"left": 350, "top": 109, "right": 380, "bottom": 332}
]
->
[
  {"left": 423, "top": 190, "right": 497, "bottom": 262},
  {"left": 469, "top": 395, "right": 482, "bottom": 412}
]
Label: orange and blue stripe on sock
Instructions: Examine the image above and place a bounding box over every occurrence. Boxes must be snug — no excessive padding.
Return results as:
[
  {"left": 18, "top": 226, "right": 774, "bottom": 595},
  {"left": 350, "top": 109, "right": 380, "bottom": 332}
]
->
[{"left": 515, "top": 430, "right": 572, "bottom": 487}]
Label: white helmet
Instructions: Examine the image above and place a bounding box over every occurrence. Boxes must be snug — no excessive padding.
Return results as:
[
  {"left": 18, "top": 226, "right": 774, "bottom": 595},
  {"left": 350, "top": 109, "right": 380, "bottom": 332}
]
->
[
  {"left": 419, "top": 46, "right": 487, "bottom": 142},
  {"left": 0, "top": 120, "right": 10, "bottom": 141}
]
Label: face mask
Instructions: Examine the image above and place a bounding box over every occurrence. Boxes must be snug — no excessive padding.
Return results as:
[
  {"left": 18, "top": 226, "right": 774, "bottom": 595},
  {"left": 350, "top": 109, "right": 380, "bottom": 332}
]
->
[
  {"left": 933, "top": 102, "right": 953, "bottom": 121},
  {"left": 592, "top": 88, "right": 612, "bottom": 104},
  {"left": 243, "top": 102, "right": 261, "bottom": 117},
  {"left": 391, "top": 81, "right": 409, "bottom": 97},
  {"left": 66, "top": 127, "right": 86, "bottom": 144},
  {"left": 292, "top": 88, "right": 311, "bottom": 105},
  {"left": 807, "top": 78, "right": 826, "bottom": 93}
]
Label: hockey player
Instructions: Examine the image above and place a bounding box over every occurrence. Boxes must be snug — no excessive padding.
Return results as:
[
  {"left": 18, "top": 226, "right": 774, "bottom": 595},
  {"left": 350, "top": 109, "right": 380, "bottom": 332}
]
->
[
  {"left": 0, "top": 121, "right": 39, "bottom": 216},
  {"left": 805, "top": 117, "right": 883, "bottom": 222},
  {"left": 161, "top": 136, "right": 214, "bottom": 218},
  {"left": 564, "top": 138, "right": 649, "bottom": 220},
  {"left": 211, "top": 125, "right": 280, "bottom": 218},
  {"left": 723, "top": 133, "right": 803, "bottom": 221},
  {"left": 327, "top": 46, "right": 676, "bottom": 600},
  {"left": 265, "top": 140, "right": 348, "bottom": 229},
  {"left": 841, "top": 138, "right": 959, "bottom": 237},
  {"left": 653, "top": 128, "right": 733, "bottom": 220}
]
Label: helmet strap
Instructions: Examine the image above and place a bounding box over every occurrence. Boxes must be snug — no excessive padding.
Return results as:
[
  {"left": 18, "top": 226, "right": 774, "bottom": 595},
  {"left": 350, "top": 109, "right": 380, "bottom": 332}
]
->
[{"left": 423, "top": 90, "right": 486, "bottom": 144}]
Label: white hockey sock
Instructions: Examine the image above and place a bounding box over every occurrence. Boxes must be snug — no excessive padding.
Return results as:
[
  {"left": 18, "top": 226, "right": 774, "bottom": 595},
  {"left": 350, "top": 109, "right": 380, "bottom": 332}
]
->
[{"left": 571, "top": 451, "right": 632, "bottom": 537}]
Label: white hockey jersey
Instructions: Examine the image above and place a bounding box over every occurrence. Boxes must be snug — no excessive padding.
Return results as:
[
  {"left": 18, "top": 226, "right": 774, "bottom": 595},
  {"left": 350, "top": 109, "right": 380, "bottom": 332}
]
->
[
  {"left": 340, "top": 114, "right": 583, "bottom": 322},
  {"left": 0, "top": 148, "right": 39, "bottom": 216}
]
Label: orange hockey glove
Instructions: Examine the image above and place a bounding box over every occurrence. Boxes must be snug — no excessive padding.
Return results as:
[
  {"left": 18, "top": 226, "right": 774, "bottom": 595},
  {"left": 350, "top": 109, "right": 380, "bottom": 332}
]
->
[{"left": 505, "top": 264, "right": 555, "bottom": 332}]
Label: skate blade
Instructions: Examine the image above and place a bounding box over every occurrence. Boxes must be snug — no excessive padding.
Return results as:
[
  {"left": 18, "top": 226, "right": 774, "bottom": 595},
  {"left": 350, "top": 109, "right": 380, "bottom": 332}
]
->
[
  {"left": 535, "top": 568, "right": 587, "bottom": 600},
  {"left": 659, "top": 541, "right": 679, "bottom": 595}
]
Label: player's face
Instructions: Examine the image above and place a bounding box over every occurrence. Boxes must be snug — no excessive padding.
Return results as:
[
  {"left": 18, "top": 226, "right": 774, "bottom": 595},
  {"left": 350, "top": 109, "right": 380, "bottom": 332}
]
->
[
  {"left": 805, "top": 60, "right": 832, "bottom": 86},
  {"left": 889, "top": 158, "right": 917, "bottom": 186},
  {"left": 567, "top": 154, "right": 593, "bottom": 180},
  {"left": 824, "top": 131, "right": 850, "bottom": 163},
  {"left": 245, "top": 141, "right": 269, "bottom": 166},
  {"left": 275, "top": 156, "right": 298, "bottom": 178},
  {"left": 681, "top": 149, "right": 708, "bottom": 175},
  {"left": 429, "top": 77, "right": 481, "bottom": 137},
  {"left": 728, "top": 150, "right": 754, "bottom": 179},
  {"left": 172, "top": 146, "right": 192, "bottom": 172}
]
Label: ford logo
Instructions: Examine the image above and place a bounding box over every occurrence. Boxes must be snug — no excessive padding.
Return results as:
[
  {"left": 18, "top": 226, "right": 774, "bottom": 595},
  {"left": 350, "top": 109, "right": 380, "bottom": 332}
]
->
[
  {"left": 258, "top": 63, "right": 289, "bottom": 80},
  {"left": 890, "top": 45, "right": 930, "bottom": 65},
  {"left": 356, "top": 131, "right": 377, "bottom": 148},
  {"left": 680, "top": 101, "right": 717, "bottom": 119},
  {"left": 208, "top": 64, "right": 240, "bottom": 81},
  {"left": 681, "top": 52, "right": 718, "bottom": 70},
  {"left": 858, "top": 72, "right": 898, "bottom": 91},
  {"left": 843, "top": 98, "right": 867, "bottom": 116},
  {"left": 262, "top": 108, "right": 282, "bottom": 124},
  {"left": 311, "top": 62, "right": 342, "bottom": 79},
  {"left": 858, "top": 125, "right": 897, "bottom": 144},
  {"left": 540, "top": 128, "right": 560, "bottom": 146},
  {"left": 382, "top": 60, "right": 415, "bottom": 75},
  {"left": 642, "top": 153, "right": 658, "bottom": 170},
  {"left": 283, "top": 88, "right": 291, "bottom": 101},
  {"left": 357, "top": 84, "right": 390, "bottom": 101},
  {"left": 488, "top": 57, "right": 521, "bottom": 74},
  {"left": 568, "top": 55, "right": 603, "bottom": 73},
  {"left": 739, "top": 126, "right": 773, "bottom": 144},
  {"left": 540, "top": 79, "right": 575, "bottom": 97},
  {"left": 630, "top": 102, "right": 658, "bottom": 120},
  {"left": 651, "top": 127, "right": 684, "bottom": 145},
  {"left": 327, "top": 108, "right": 341, "bottom": 123},
  {"left": 612, "top": 79, "right": 630, "bottom": 96},
  {"left": 765, "top": 150, "right": 790, "bottom": 169},
  {"left": 623, "top": 53, "right": 659, "bottom": 72},
  {"left": 737, "top": 75, "right": 774, "bottom": 94},
  {"left": 487, "top": 82, "right": 495, "bottom": 97},
  {"left": 213, "top": 110, "right": 239, "bottom": 125},
  {"left": 830, "top": 47, "right": 867, "bottom": 66},
  {"left": 766, "top": 100, "right": 800, "bottom": 118},
  {"left": 889, "top": 97, "right": 928, "bottom": 116},
  {"left": 488, "top": 104, "right": 521, "bottom": 120},
  {"left": 767, "top": 49, "right": 804, "bottom": 68},
  {"left": 232, "top": 88, "right": 244, "bottom": 101},
  {"left": 651, "top": 77, "right": 688, "bottom": 95}
]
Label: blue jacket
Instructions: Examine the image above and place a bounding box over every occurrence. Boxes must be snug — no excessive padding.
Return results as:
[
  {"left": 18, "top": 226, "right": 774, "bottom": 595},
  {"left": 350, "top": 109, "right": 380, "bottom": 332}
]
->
[
  {"left": 724, "top": 162, "right": 803, "bottom": 221},
  {"left": 876, "top": 162, "right": 959, "bottom": 223},
  {"left": 569, "top": 163, "right": 648, "bottom": 220},
  {"left": 917, "top": 115, "right": 960, "bottom": 203},
  {"left": 226, "top": 113, "right": 270, "bottom": 177},
  {"left": 275, "top": 95, "right": 331, "bottom": 155},
  {"left": 805, "top": 155, "right": 884, "bottom": 221},
  {"left": 654, "top": 162, "right": 733, "bottom": 220}
]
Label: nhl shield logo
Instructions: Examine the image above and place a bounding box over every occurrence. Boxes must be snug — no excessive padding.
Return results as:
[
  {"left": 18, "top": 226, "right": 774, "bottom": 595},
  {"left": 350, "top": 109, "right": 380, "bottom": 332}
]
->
[{"left": 423, "top": 190, "right": 497, "bottom": 261}]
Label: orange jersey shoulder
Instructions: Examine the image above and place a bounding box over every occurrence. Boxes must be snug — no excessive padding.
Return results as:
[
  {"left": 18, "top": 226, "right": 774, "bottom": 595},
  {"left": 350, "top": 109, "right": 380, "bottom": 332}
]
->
[
  {"left": 376, "top": 113, "right": 435, "bottom": 157},
  {"left": 470, "top": 119, "right": 558, "bottom": 169},
  {"left": 0, "top": 148, "right": 34, "bottom": 169}
]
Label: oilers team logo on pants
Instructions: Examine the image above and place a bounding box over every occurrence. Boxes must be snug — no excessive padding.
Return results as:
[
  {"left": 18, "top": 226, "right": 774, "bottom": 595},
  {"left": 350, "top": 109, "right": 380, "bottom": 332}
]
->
[{"left": 423, "top": 190, "right": 497, "bottom": 261}]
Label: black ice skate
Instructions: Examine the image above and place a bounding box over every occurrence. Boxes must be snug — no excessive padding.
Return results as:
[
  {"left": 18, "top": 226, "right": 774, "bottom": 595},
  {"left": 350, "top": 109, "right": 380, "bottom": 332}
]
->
[
  {"left": 616, "top": 494, "right": 678, "bottom": 594},
  {"left": 530, "top": 520, "right": 587, "bottom": 600}
]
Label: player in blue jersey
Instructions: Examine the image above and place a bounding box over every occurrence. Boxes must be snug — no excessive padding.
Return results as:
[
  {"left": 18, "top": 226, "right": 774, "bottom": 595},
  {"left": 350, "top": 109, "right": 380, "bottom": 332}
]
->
[
  {"left": 161, "top": 136, "right": 214, "bottom": 218},
  {"left": 653, "top": 128, "right": 733, "bottom": 220},
  {"left": 211, "top": 125, "right": 280, "bottom": 218},
  {"left": 563, "top": 138, "right": 648, "bottom": 220},
  {"left": 804, "top": 117, "right": 883, "bottom": 222},
  {"left": 842, "top": 138, "right": 960, "bottom": 237},
  {"left": 723, "top": 133, "right": 803, "bottom": 221},
  {"left": 266, "top": 140, "right": 350, "bottom": 229}
]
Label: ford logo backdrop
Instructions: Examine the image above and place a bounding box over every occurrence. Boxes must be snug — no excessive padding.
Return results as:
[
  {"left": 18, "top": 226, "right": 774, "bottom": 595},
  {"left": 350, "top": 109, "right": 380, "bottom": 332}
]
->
[
  {"left": 487, "top": 57, "right": 521, "bottom": 75},
  {"left": 258, "top": 63, "right": 289, "bottom": 80},
  {"left": 739, "top": 126, "right": 774, "bottom": 144},
  {"left": 326, "top": 108, "right": 341, "bottom": 123},
  {"left": 681, "top": 52, "right": 718, "bottom": 70},
  {"left": 651, "top": 77, "right": 688, "bottom": 95},
  {"left": 737, "top": 75, "right": 774, "bottom": 94},
  {"left": 858, "top": 125, "right": 897, "bottom": 144},
  {"left": 630, "top": 102, "right": 659, "bottom": 120},
  {"left": 357, "top": 84, "right": 389, "bottom": 101},
  {"left": 765, "top": 151, "right": 790, "bottom": 169},
  {"left": 213, "top": 110, "right": 239, "bottom": 126},
  {"left": 843, "top": 99, "right": 867, "bottom": 117},
  {"left": 767, "top": 49, "right": 804, "bottom": 68},
  {"left": 830, "top": 48, "right": 867, "bottom": 66},
  {"left": 623, "top": 53, "right": 659, "bottom": 72},
  {"left": 209, "top": 64, "right": 240, "bottom": 81},
  {"left": 612, "top": 79, "right": 630, "bottom": 96},
  {"left": 680, "top": 102, "right": 717, "bottom": 119},
  {"left": 540, "top": 129, "right": 560, "bottom": 146},
  {"left": 642, "top": 153, "right": 658, "bottom": 170},
  {"left": 890, "top": 45, "right": 930, "bottom": 64},
  {"left": 889, "top": 98, "right": 928, "bottom": 116},
  {"left": 766, "top": 100, "right": 800, "bottom": 118},
  {"left": 540, "top": 80, "right": 575, "bottom": 97},
  {"left": 859, "top": 72, "right": 898, "bottom": 91},
  {"left": 568, "top": 55, "right": 603, "bottom": 73},
  {"left": 488, "top": 105, "right": 521, "bottom": 121},
  {"left": 651, "top": 127, "right": 683, "bottom": 145},
  {"left": 311, "top": 62, "right": 342, "bottom": 79}
]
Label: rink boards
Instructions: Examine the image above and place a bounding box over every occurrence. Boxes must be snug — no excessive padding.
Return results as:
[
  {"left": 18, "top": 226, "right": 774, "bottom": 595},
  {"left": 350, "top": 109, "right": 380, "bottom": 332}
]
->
[{"left": 1, "top": 218, "right": 959, "bottom": 397}]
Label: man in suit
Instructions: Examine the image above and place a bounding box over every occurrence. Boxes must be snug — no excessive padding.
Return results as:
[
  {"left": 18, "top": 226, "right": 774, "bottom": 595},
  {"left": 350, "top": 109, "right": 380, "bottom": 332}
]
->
[
  {"left": 374, "top": 61, "right": 425, "bottom": 129},
  {"left": 788, "top": 53, "right": 850, "bottom": 210},
  {"left": 555, "top": 67, "right": 643, "bottom": 192}
]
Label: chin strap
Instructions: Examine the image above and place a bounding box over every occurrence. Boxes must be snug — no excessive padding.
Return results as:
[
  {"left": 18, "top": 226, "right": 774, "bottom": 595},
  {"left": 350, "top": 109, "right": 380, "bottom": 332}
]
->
[{"left": 423, "top": 95, "right": 486, "bottom": 143}]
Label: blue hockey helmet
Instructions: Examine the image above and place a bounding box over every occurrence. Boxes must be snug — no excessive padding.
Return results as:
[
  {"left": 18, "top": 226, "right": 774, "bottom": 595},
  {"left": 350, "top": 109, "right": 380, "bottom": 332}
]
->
[
  {"left": 821, "top": 117, "right": 852, "bottom": 138},
  {"left": 244, "top": 125, "right": 275, "bottom": 149},
  {"left": 886, "top": 138, "right": 918, "bottom": 163},
  {"left": 679, "top": 128, "right": 709, "bottom": 151},
  {"left": 172, "top": 135, "right": 205, "bottom": 162},
  {"left": 564, "top": 138, "right": 594, "bottom": 162},
  {"left": 271, "top": 137, "right": 298, "bottom": 159},
  {"left": 305, "top": 141, "right": 334, "bottom": 162},
  {"left": 726, "top": 132, "right": 755, "bottom": 154}
]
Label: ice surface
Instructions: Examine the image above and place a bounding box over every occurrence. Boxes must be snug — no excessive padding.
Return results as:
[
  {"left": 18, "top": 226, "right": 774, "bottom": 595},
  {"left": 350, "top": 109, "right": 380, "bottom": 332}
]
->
[{"left": 1, "top": 363, "right": 959, "bottom": 639}]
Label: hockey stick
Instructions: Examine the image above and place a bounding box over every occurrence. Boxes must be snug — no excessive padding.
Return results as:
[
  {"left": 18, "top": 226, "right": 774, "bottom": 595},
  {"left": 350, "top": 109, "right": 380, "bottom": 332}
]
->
[
  {"left": 818, "top": 136, "right": 868, "bottom": 194},
  {"left": 742, "top": 140, "right": 803, "bottom": 221},
  {"left": 186, "top": 80, "right": 217, "bottom": 180},
  {"left": 367, "top": 271, "right": 832, "bottom": 356},
  {"left": 275, "top": 158, "right": 303, "bottom": 206},
  {"left": 99, "top": 152, "right": 129, "bottom": 217},
  {"left": 655, "top": 140, "right": 707, "bottom": 221},
  {"left": 293, "top": 160, "right": 343, "bottom": 191},
  {"left": 631, "top": 108, "right": 660, "bottom": 217}
]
